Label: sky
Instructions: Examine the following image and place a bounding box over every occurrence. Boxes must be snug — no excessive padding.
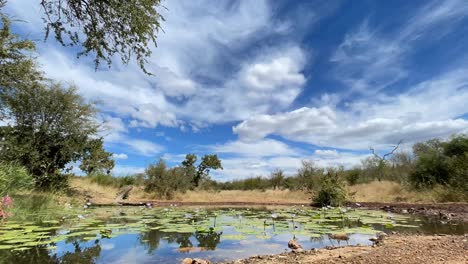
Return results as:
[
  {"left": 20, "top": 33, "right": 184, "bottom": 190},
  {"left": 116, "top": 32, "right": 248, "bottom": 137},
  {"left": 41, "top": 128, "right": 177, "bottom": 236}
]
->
[{"left": 5, "top": 0, "right": 468, "bottom": 181}]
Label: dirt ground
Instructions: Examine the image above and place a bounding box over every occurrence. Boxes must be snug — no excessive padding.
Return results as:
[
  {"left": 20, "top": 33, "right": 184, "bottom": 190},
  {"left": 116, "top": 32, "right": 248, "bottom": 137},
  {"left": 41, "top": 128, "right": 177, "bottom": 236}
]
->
[
  {"left": 348, "top": 202, "right": 468, "bottom": 223},
  {"left": 220, "top": 234, "right": 468, "bottom": 264}
]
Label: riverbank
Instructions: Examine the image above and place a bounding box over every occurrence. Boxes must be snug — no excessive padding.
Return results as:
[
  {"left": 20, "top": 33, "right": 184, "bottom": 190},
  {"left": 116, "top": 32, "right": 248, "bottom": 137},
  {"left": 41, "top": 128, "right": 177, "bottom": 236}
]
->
[
  {"left": 69, "top": 177, "right": 454, "bottom": 205},
  {"left": 220, "top": 234, "right": 468, "bottom": 264}
]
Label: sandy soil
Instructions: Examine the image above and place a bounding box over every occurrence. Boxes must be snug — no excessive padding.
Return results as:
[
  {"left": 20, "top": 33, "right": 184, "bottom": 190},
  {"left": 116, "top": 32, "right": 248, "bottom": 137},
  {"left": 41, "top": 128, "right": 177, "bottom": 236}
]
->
[{"left": 220, "top": 234, "right": 468, "bottom": 264}]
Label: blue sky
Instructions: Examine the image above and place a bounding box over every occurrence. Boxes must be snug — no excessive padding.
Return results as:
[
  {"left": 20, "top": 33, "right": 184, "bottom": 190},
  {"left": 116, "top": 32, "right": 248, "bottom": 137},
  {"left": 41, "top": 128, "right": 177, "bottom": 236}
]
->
[{"left": 6, "top": 0, "right": 468, "bottom": 180}]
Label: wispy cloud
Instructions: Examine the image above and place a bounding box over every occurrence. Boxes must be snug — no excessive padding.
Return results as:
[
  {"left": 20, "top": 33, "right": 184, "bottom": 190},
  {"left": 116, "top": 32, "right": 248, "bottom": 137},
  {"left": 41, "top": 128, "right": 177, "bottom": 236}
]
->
[{"left": 331, "top": 0, "right": 468, "bottom": 95}]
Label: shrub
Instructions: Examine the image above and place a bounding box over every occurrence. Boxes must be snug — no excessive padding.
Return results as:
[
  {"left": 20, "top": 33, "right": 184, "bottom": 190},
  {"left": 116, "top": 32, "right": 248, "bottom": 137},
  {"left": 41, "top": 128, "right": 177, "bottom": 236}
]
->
[
  {"left": 345, "top": 168, "right": 361, "bottom": 185},
  {"left": 295, "top": 161, "right": 323, "bottom": 192},
  {"left": 88, "top": 172, "right": 115, "bottom": 186},
  {"left": 0, "top": 162, "right": 35, "bottom": 196},
  {"left": 269, "top": 169, "right": 285, "bottom": 190},
  {"left": 312, "top": 169, "right": 347, "bottom": 207},
  {"left": 145, "top": 159, "right": 191, "bottom": 199}
]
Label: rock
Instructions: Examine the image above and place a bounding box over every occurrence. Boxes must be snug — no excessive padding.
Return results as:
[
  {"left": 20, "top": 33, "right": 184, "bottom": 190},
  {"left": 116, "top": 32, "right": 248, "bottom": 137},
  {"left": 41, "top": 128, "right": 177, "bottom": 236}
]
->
[
  {"left": 192, "top": 258, "right": 211, "bottom": 264},
  {"left": 329, "top": 233, "right": 350, "bottom": 241},
  {"left": 181, "top": 258, "right": 193, "bottom": 264},
  {"left": 377, "top": 232, "right": 388, "bottom": 240},
  {"left": 288, "top": 239, "right": 303, "bottom": 252}
]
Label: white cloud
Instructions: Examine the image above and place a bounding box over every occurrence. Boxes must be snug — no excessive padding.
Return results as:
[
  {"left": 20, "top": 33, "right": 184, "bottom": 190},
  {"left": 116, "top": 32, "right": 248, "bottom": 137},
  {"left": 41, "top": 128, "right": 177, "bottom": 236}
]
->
[
  {"left": 112, "top": 165, "right": 146, "bottom": 176},
  {"left": 234, "top": 69, "right": 468, "bottom": 150},
  {"left": 177, "top": 45, "right": 307, "bottom": 124},
  {"left": 125, "top": 140, "right": 163, "bottom": 157},
  {"left": 233, "top": 107, "right": 336, "bottom": 142},
  {"left": 209, "top": 139, "right": 302, "bottom": 158},
  {"left": 211, "top": 150, "right": 369, "bottom": 181},
  {"left": 112, "top": 153, "right": 128, "bottom": 160}
]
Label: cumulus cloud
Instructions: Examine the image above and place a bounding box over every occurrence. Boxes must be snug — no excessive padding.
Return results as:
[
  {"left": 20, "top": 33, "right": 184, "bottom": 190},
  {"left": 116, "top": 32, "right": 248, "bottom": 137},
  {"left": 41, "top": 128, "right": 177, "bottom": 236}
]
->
[
  {"left": 209, "top": 139, "right": 302, "bottom": 158},
  {"left": 112, "top": 153, "right": 128, "bottom": 160},
  {"left": 211, "top": 149, "right": 369, "bottom": 181},
  {"left": 234, "top": 69, "right": 468, "bottom": 150}
]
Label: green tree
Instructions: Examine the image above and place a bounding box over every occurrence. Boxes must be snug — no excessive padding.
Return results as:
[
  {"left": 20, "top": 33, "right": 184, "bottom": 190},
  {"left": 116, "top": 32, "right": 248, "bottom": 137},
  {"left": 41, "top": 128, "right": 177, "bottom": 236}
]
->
[
  {"left": 0, "top": 9, "right": 42, "bottom": 115},
  {"left": 181, "top": 153, "right": 223, "bottom": 187},
  {"left": 269, "top": 169, "right": 285, "bottom": 190},
  {"left": 312, "top": 168, "right": 347, "bottom": 207},
  {"left": 38, "top": 0, "right": 164, "bottom": 74},
  {"left": 145, "top": 159, "right": 190, "bottom": 199},
  {"left": 296, "top": 160, "right": 323, "bottom": 192},
  {"left": 181, "top": 153, "right": 197, "bottom": 185},
  {"left": 0, "top": 82, "right": 99, "bottom": 189},
  {"left": 409, "top": 139, "right": 450, "bottom": 188},
  {"left": 194, "top": 154, "right": 223, "bottom": 187},
  {"left": 79, "top": 138, "right": 114, "bottom": 175}
]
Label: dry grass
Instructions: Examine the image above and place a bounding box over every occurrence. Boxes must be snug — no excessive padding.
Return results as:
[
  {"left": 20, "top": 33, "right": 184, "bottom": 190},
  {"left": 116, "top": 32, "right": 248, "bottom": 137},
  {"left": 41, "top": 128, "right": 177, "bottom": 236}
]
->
[
  {"left": 68, "top": 177, "right": 148, "bottom": 204},
  {"left": 169, "top": 189, "right": 310, "bottom": 204},
  {"left": 69, "top": 177, "right": 443, "bottom": 205},
  {"left": 348, "top": 180, "right": 439, "bottom": 203}
]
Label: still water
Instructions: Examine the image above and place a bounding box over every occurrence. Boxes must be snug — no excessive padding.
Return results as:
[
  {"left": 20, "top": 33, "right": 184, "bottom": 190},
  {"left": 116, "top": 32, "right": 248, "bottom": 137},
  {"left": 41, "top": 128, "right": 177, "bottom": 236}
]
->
[{"left": 0, "top": 206, "right": 465, "bottom": 263}]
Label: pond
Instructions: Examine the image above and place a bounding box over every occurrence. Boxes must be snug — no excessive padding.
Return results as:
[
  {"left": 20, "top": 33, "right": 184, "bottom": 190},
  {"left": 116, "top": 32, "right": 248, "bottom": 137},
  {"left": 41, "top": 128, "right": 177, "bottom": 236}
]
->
[{"left": 0, "top": 205, "right": 466, "bottom": 263}]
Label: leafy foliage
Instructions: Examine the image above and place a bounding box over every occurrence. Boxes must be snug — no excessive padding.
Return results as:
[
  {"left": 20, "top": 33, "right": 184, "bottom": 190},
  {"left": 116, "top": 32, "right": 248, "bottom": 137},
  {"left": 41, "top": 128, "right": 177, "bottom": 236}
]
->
[
  {"left": 39, "top": 0, "right": 164, "bottom": 74},
  {"left": 0, "top": 82, "right": 99, "bottom": 189},
  {"left": 79, "top": 138, "right": 115, "bottom": 175},
  {"left": 145, "top": 159, "right": 191, "bottom": 199},
  {"left": 312, "top": 169, "right": 348, "bottom": 207},
  {"left": 0, "top": 162, "right": 34, "bottom": 196},
  {"left": 182, "top": 153, "right": 223, "bottom": 187},
  {"left": 269, "top": 169, "right": 285, "bottom": 190},
  {"left": 410, "top": 135, "right": 468, "bottom": 193},
  {"left": 295, "top": 161, "right": 323, "bottom": 191}
]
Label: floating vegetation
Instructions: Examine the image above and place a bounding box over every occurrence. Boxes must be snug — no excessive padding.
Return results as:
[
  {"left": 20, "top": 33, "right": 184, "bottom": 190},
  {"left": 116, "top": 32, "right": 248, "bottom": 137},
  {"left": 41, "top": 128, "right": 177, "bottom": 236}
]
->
[{"left": 0, "top": 206, "right": 428, "bottom": 253}]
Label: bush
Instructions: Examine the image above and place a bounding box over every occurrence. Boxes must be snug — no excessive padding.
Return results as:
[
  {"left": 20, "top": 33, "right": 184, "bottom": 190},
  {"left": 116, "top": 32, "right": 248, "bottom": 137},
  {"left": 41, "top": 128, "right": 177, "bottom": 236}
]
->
[
  {"left": 88, "top": 173, "right": 115, "bottom": 186},
  {"left": 294, "top": 161, "right": 323, "bottom": 192},
  {"left": 145, "top": 159, "right": 191, "bottom": 199},
  {"left": 345, "top": 168, "right": 361, "bottom": 185},
  {"left": 312, "top": 169, "right": 347, "bottom": 207},
  {"left": 0, "top": 163, "right": 35, "bottom": 196}
]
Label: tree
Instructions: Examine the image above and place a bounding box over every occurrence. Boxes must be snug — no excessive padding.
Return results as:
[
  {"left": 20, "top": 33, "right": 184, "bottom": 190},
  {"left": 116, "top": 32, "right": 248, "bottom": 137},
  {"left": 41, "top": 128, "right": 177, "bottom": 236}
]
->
[
  {"left": 410, "top": 135, "right": 468, "bottom": 191},
  {"left": 79, "top": 138, "right": 114, "bottom": 175},
  {"left": 269, "top": 169, "right": 285, "bottom": 190},
  {"left": 194, "top": 154, "right": 223, "bottom": 187},
  {"left": 38, "top": 0, "right": 164, "bottom": 74},
  {"left": 369, "top": 140, "right": 402, "bottom": 181},
  {"left": 181, "top": 153, "right": 223, "bottom": 187},
  {"left": 0, "top": 9, "right": 42, "bottom": 116},
  {"left": 296, "top": 160, "right": 323, "bottom": 192},
  {"left": 145, "top": 159, "right": 191, "bottom": 199},
  {"left": 312, "top": 168, "right": 347, "bottom": 207},
  {"left": 0, "top": 82, "right": 99, "bottom": 189},
  {"left": 181, "top": 153, "right": 197, "bottom": 184}
]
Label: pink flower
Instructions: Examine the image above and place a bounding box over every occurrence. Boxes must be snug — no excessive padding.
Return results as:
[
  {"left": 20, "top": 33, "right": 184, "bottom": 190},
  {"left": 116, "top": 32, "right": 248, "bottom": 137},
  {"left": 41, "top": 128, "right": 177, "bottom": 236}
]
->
[{"left": 1, "top": 195, "right": 13, "bottom": 208}]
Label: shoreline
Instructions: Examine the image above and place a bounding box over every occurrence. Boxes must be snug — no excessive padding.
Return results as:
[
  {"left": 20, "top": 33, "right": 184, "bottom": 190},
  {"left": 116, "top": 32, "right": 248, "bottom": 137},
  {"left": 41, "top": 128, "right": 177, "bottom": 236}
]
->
[
  {"left": 92, "top": 201, "right": 468, "bottom": 223},
  {"left": 219, "top": 234, "right": 468, "bottom": 264}
]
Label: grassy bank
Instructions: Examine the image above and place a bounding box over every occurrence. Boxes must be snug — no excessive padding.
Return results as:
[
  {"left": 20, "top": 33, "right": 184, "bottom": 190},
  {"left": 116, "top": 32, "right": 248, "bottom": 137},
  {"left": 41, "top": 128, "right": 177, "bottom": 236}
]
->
[{"left": 67, "top": 177, "right": 456, "bottom": 205}]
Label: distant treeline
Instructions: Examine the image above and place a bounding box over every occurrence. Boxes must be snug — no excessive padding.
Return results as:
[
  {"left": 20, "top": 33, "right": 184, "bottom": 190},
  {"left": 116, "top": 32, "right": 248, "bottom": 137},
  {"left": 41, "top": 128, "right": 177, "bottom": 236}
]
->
[{"left": 84, "top": 134, "right": 467, "bottom": 204}]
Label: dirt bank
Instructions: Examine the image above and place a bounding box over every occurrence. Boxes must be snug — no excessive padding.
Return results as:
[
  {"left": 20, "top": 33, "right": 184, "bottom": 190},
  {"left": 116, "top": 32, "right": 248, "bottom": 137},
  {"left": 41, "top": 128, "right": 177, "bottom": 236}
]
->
[
  {"left": 221, "top": 234, "right": 468, "bottom": 264},
  {"left": 348, "top": 202, "right": 468, "bottom": 223}
]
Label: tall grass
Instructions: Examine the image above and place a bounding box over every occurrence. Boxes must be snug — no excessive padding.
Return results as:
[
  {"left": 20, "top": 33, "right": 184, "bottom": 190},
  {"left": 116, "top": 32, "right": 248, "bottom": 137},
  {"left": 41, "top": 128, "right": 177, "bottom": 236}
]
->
[{"left": 0, "top": 162, "right": 35, "bottom": 196}]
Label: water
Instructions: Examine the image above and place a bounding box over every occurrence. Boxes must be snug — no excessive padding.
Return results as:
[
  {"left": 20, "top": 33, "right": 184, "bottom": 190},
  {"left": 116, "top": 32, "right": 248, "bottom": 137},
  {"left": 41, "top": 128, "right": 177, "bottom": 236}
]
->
[{"left": 0, "top": 206, "right": 465, "bottom": 263}]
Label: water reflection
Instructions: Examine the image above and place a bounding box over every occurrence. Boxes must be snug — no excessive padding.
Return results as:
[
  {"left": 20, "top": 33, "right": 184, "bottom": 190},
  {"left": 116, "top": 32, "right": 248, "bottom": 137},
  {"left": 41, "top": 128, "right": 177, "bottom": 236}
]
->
[{"left": 0, "top": 206, "right": 466, "bottom": 264}]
